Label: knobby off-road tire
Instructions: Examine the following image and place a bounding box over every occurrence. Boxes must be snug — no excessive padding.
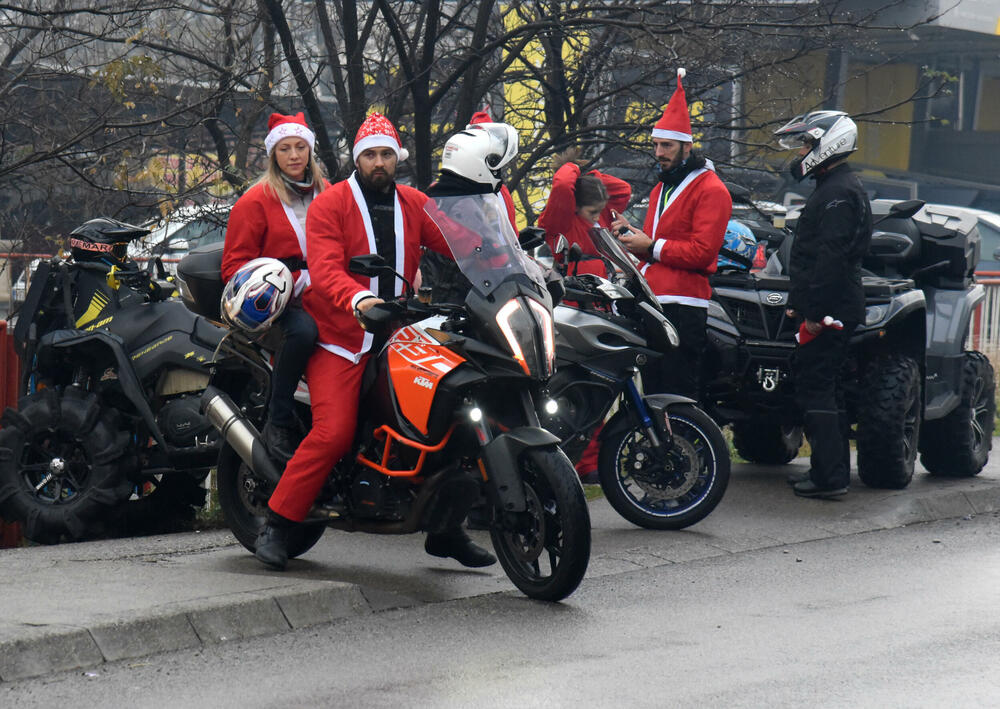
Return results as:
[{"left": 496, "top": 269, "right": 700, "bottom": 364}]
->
[
  {"left": 731, "top": 420, "right": 803, "bottom": 465},
  {"left": 0, "top": 388, "right": 132, "bottom": 543},
  {"left": 856, "top": 354, "right": 922, "bottom": 489},
  {"left": 599, "top": 403, "right": 730, "bottom": 530},
  {"left": 490, "top": 446, "right": 590, "bottom": 602},
  {"left": 216, "top": 444, "right": 324, "bottom": 559},
  {"left": 919, "top": 351, "right": 995, "bottom": 477}
]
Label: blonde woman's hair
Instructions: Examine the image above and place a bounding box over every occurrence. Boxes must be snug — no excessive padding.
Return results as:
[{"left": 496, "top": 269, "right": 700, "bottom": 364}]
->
[{"left": 255, "top": 148, "right": 326, "bottom": 205}]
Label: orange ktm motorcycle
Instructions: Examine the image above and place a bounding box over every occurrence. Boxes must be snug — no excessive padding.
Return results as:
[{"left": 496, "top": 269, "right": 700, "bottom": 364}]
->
[{"left": 176, "top": 193, "right": 590, "bottom": 602}]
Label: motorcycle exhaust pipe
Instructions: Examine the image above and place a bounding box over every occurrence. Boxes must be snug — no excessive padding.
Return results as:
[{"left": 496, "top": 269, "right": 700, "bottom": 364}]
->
[{"left": 201, "top": 385, "right": 282, "bottom": 488}]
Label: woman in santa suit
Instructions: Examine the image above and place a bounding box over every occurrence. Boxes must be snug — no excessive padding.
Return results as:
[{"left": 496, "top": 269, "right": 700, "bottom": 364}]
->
[
  {"left": 222, "top": 112, "right": 330, "bottom": 463},
  {"left": 538, "top": 146, "right": 631, "bottom": 278}
]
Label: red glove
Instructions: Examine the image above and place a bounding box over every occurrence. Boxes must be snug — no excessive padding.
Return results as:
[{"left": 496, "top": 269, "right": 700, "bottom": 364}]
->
[{"left": 795, "top": 315, "right": 844, "bottom": 345}]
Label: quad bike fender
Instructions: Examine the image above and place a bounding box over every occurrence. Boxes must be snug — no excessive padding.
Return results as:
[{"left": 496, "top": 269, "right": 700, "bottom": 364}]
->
[
  {"left": 599, "top": 393, "right": 697, "bottom": 443},
  {"left": 37, "top": 328, "right": 168, "bottom": 450},
  {"left": 480, "top": 427, "right": 561, "bottom": 512},
  {"left": 925, "top": 284, "right": 985, "bottom": 358}
]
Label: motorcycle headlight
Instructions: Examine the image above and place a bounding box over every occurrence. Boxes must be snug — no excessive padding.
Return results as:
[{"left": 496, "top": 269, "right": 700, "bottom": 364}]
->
[{"left": 495, "top": 298, "right": 555, "bottom": 378}]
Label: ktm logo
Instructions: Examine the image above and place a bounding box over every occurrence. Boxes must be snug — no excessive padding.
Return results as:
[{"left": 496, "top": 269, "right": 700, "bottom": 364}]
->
[{"left": 413, "top": 376, "right": 434, "bottom": 390}]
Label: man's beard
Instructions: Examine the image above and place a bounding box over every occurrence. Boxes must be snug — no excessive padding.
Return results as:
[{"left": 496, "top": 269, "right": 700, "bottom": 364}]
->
[{"left": 358, "top": 166, "right": 394, "bottom": 192}]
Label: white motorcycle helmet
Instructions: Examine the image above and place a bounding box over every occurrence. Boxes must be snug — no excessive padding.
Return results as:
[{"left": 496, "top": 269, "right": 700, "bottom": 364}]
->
[
  {"left": 774, "top": 110, "right": 858, "bottom": 181},
  {"left": 220, "top": 257, "right": 294, "bottom": 334},
  {"left": 441, "top": 122, "right": 519, "bottom": 190}
]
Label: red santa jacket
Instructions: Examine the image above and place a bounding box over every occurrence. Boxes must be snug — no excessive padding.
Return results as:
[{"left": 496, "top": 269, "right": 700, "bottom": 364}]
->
[
  {"left": 640, "top": 167, "right": 731, "bottom": 304},
  {"left": 221, "top": 180, "right": 330, "bottom": 285},
  {"left": 302, "top": 173, "right": 451, "bottom": 363},
  {"left": 498, "top": 185, "right": 520, "bottom": 232},
  {"left": 538, "top": 162, "right": 631, "bottom": 277}
]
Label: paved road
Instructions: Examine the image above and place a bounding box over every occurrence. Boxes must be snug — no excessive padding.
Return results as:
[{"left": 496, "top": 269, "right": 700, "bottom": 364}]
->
[
  {"left": 4, "top": 513, "right": 999, "bottom": 708},
  {"left": 2, "top": 449, "right": 1000, "bottom": 684}
]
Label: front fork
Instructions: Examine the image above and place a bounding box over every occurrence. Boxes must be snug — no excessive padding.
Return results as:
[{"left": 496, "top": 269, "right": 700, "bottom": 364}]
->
[{"left": 623, "top": 378, "right": 674, "bottom": 459}]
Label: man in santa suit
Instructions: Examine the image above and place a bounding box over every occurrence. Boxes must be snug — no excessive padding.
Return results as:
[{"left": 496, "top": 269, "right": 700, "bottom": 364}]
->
[
  {"left": 611, "top": 69, "right": 732, "bottom": 400},
  {"left": 254, "top": 112, "right": 497, "bottom": 571}
]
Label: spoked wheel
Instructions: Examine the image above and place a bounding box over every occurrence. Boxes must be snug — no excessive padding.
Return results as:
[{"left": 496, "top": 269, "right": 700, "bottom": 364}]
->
[
  {"left": 489, "top": 446, "right": 590, "bottom": 602},
  {"left": 216, "top": 444, "right": 324, "bottom": 559},
  {"left": 599, "top": 403, "right": 730, "bottom": 530},
  {"left": 0, "top": 388, "right": 132, "bottom": 543}
]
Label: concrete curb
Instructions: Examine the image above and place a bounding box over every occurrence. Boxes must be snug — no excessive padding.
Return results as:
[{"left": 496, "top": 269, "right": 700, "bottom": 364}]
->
[
  {"left": 2, "top": 469, "right": 999, "bottom": 683},
  {"left": 0, "top": 581, "right": 368, "bottom": 682}
]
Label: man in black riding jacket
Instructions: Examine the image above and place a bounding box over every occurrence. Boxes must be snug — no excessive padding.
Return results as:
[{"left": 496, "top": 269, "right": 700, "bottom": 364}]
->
[{"left": 774, "top": 110, "right": 873, "bottom": 499}]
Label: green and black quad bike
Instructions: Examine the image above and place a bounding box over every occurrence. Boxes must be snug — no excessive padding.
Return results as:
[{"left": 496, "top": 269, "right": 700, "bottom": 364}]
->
[
  {"left": 705, "top": 197, "right": 994, "bottom": 488},
  {"left": 0, "top": 218, "right": 225, "bottom": 542}
]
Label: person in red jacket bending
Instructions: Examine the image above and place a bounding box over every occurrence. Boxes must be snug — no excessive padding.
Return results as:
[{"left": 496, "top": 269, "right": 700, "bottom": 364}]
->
[
  {"left": 612, "top": 69, "right": 732, "bottom": 400},
  {"left": 222, "top": 112, "right": 330, "bottom": 462},
  {"left": 539, "top": 146, "right": 631, "bottom": 278},
  {"left": 253, "top": 112, "right": 496, "bottom": 571}
]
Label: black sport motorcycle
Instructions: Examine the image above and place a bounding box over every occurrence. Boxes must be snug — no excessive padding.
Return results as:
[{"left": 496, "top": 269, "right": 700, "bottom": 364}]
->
[
  {"left": 0, "top": 219, "right": 224, "bottom": 543},
  {"left": 542, "top": 227, "right": 731, "bottom": 529},
  {"left": 177, "top": 193, "right": 591, "bottom": 601}
]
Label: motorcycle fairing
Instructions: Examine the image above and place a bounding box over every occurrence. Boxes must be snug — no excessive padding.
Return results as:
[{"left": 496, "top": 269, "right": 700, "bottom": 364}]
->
[{"left": 386, "top": 325, "right": 467, "bottom": 435}]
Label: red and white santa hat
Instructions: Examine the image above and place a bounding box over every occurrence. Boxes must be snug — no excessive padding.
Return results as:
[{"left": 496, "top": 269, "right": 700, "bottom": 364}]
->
[
  {"left": 264, "top": 112, "right": 316, "bottom": 156},
  {"left": 353, "top": 112, "right": 409, "bottom": 163},
  {"left": 468, "top": 107, "right": 492, "bottom": 126},
  {"left": 652, "top": 68, "right": 692, "bottom": 143}
]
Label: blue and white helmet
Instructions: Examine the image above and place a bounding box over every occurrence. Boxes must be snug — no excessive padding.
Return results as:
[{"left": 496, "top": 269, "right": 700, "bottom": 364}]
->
[
  {"left": 220, "top": 257, "right": 293, "bottom": 333},
  {"left": 717, "top": 220, "right": 757, "bottom": 271}
]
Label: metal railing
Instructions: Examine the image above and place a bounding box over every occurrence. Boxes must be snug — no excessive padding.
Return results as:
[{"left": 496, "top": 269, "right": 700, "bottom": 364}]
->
[{"left": 971, "top": 272, "right": 1000, "bottom": 358}]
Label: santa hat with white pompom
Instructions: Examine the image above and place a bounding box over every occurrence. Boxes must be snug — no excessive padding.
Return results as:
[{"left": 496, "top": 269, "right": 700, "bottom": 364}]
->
[
  {"left": 652, "top": 68, "right": 692, "bottom": 143},
  {"left": 352, "top": 112, "right": 409, "bottom": 163}
]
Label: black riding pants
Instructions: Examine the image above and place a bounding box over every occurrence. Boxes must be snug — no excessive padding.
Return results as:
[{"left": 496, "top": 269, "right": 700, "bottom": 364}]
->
[
  {"left": 269, "top": 302, "right": 318, "bottom": 428},
  {"left": 642, "top": 303, "right": 707, "bottom": 401},
  {"left": 792, "top": 323, "right": 857, "bottom": 489}
]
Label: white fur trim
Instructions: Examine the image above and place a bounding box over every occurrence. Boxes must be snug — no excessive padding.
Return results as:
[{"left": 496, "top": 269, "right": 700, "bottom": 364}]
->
[
  {"left": 353, "top": 135, "right": 404, "bottom": 163},
  {"left": 351, "top": 289, "right": 377, "bottom": 309},
  {"left": 652, "top": 238, "right": 666, "bottom": 261},
  {"left": 677, "top": 67, "right": 686, "bottom": 79},
  {"left": 656, "top": 294, "right": 709, "bottom": 308},
  {"left": 265, "top": 123, "right": 315, "bottom": 155},
  {"left": 651, "top": 128, "right": 692, "bottom": 142}
]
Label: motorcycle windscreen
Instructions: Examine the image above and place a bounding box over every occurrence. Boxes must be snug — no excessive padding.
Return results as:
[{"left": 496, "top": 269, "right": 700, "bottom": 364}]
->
[
  {"left": 587, "top": 226, "right": 662, "bottom": 310},
  {"left": 424, "top": 193, "right": 546, "bottom": 297}
]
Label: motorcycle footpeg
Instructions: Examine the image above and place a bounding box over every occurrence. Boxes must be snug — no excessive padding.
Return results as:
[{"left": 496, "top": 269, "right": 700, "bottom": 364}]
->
[{"left": 305, "top": 496, "right": 347, "bottom": 522}]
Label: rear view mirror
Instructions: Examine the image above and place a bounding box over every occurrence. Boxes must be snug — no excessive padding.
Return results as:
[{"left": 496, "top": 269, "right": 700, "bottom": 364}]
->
[
  {"left": 349, "top": 254, "right": 390, "bottom": 277},
  {"left": 554, "top": 235, "right": 568, "bottom": 256},
  {"left": 887, "top": 200, "right": 925, "bottom": 220},
  {"left": 518, "top": 226, "right": 546, "bottom": 251}
]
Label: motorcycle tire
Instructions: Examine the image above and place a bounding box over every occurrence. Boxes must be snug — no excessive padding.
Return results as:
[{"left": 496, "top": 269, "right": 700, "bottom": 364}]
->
[
  {"left": 919, "top": 351, "right": 995, "bottom": 478},
  {"left": 598, "top": 403, "right": 730, "bottom": 530},
  {"left": 856, "top": 354, "right": 921, "bottom": 489},
  {"left": 489, "top": 446, "right": 590, "bottom": 602},
  {"left": 216, "top": 443, "right": 325, "bottom": 559},
  {"left": 0, "top": 387, "right": 132, "bottom": 543}
]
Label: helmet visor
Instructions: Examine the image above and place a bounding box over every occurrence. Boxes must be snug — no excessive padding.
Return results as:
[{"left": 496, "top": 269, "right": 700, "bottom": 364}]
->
[
  {"left": 468, "top": 123, "right": 518, "bottom": 169},
  {"left": 777, "top": 132, "right": 815, "bottom": 151}
]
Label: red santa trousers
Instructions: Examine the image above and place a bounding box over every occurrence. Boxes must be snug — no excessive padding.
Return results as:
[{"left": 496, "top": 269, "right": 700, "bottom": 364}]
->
[{"left": 267, "top": 348, "right": 369, "bottom": 522}]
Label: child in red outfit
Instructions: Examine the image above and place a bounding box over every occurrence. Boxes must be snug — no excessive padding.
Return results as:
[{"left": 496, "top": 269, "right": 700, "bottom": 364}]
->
[{"left": 538, "top": 147, "right": 631, "bottom": 278}]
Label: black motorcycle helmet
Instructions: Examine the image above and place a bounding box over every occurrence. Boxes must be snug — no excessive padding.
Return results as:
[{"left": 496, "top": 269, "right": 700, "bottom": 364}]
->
[{"left": 69, "top": 217, "right": 150, "bottom": 267}]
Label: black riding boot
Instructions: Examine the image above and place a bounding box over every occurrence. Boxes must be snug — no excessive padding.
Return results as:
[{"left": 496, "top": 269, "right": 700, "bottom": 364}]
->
[
  {"left": 254, "top": 510, "right": 296, "bottom": 570},
  {"left": 794, "top": 410, "right": 849, "bottom": 498}
]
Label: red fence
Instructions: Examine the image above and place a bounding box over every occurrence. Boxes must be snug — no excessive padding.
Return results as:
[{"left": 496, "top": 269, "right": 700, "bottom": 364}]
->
[{"left": 0, "top": 320, "right": 22, "bottom": 547}]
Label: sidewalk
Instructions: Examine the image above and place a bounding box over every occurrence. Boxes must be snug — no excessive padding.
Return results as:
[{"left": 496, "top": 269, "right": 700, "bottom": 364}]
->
[{"left": 2, "top": 448, "right": 999, "bottom": 682}]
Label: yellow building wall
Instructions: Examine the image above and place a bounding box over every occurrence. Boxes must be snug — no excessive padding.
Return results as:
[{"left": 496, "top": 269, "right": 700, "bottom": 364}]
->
[{"left": 844, "top": 62, "right": 917, "bottom": 171}]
